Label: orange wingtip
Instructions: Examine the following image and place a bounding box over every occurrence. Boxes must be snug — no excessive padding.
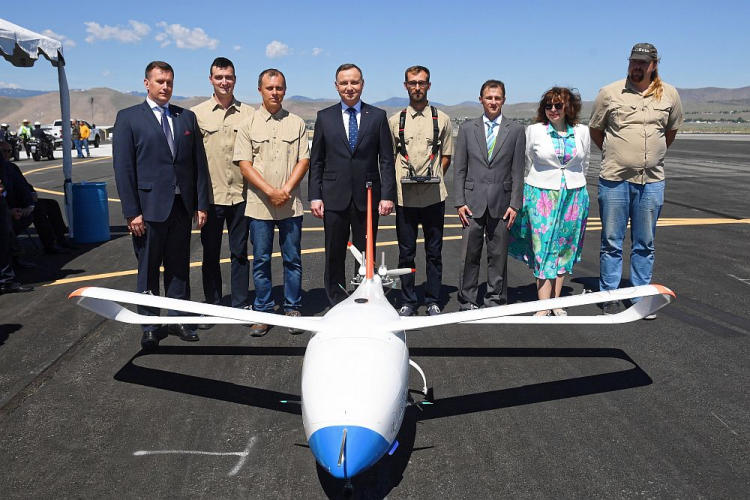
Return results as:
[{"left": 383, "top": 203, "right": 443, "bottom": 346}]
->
[
  {"left": 652, "top": 284, "right": 676, "bottom": 298},
  {"left": 68, "top": 287, "right": 90, "bottom": 299},
  {"left": 347, "top": 242, "right": 352, "bottom": 247},
  {"left": 411, "top": 268, "right": 416, "bottom": 273}
]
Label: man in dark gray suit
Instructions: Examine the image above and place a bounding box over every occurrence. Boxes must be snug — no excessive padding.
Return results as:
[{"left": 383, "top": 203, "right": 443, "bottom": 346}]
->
[{"left": 454, "top": 79, "right": 525, "bottom": 309}]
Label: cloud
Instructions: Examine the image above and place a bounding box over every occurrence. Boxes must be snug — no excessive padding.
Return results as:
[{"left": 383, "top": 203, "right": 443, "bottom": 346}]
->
[
  {"left": 155, "top": 22, "right": 219, "bottom": 49},
  {"left": 266, "top": 40, "right": 291, "bottom": 58},
  {"left": 312, "top": 47, "right": 323, "bottom": 57},
  {"left": 233, "top": 45, "right": 242, "bottom": 51},
  {"left": 0, "top": 81, "right": 19, "bottom": 89},
  {"left": 42, "top": 29, "right": 76, "bottom": 49},
  {"left": 102, "top": 70, "right": 111, "bottom": 77},
  {"left": 84, "top": 20, "right": 150, "bottom": 44}
]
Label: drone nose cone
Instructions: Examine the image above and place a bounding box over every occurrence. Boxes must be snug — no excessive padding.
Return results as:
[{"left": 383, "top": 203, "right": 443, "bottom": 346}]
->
[{"left": 308, "top": 425, "right": 390, "bottom": 479}]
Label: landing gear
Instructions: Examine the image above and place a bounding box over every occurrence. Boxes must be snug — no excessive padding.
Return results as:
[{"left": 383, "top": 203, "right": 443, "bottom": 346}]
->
[
  {"left": 409, "top": 359, "right": 433, "bottom": 402},
  {"left": 343, "top": 479, "right": 354, "bottom": 498}
]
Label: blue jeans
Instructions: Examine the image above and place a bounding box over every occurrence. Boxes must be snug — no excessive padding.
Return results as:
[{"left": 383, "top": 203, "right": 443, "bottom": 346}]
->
[
  {"left": 598, "top": 179, "right": 665, "bottom": 294},
  {"left": 75, "top": 139, "right": 83, "bottom": 157},
  {"left": 249, "top": 216, "right": 302, "bottom": 312}
]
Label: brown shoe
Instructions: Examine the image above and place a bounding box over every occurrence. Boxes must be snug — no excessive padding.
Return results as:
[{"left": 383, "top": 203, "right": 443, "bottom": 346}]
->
[
  {"left": 285, "top": 310, "right": 304, "bottom": 335},
  {"left": 250, "top": 323, "right": 269, "bottom": 337}
]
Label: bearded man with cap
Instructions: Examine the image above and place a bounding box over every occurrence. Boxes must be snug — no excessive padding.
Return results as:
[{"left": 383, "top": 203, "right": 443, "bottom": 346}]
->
[{"left": 589, "top": 43, "right": 683, "bottom": 318}]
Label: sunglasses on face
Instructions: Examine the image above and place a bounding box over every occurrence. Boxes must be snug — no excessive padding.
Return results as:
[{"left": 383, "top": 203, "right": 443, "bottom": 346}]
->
[{"left": 545, "top": 103, "right": 564, "bottom": 110}]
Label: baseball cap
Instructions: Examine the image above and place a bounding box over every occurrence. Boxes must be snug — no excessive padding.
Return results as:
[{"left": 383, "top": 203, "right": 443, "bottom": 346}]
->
[{"left": 630, "top": 43, "right": 658, "bottom": 62}]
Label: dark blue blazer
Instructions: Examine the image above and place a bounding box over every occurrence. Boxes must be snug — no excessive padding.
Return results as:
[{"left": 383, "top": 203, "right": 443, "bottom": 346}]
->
[
  {"left": 308, "top": 102, "right": 395, "bottom": 212},
  {"left": 113, "top": 101, "right": 209, "bottom": 222}
]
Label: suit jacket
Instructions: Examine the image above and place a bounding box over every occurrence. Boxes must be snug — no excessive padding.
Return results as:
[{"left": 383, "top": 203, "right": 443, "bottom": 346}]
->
[
  {"left": 1, "top": 160, "right": 34, "bottom": 210},
  {"left": 113, "top": 101, "right": 209, "bottom": 222},
  {"left": 308, "top": 102, "right": 396, "bottom": 212},
  {"left": 453, "top": 115, "right": 525, "bottom": 218}
]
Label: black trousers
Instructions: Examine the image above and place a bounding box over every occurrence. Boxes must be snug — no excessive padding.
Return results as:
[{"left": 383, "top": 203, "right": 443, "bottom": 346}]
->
[
  {"left": 323, "top": 199, "right": 379, "bottom": 305},
  {"left": 11, "top": 198, "right": 67, "bottom": 250},
  {"left": 395, "top": 201, "right": 445, "bottom": 307},
  {"left": 0, "top": 198, "right": 17, "bottom": 283},
  {"left": 132, "top": 196, "right": 192, "bottom": 333},
  {"left": 200, "top": 202, "right": 250, "bottom": 307}
]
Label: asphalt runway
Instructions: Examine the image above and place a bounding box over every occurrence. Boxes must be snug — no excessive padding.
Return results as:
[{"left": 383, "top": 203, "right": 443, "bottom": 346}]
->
[{"left": 1, "top": 135, "right": 749, "bottom": 499}]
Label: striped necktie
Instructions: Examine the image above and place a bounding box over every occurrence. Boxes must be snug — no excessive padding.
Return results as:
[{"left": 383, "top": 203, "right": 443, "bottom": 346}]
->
[
  {"left": 159, "top": 106, "right": 175, "bottom": 158},
  {"left": 486, "top": 121, "right": 497, "bottom": 159}
]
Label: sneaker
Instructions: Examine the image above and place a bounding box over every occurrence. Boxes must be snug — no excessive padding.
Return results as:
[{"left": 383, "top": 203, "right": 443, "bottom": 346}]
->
[
  {"left": 240, "top": 305, "right": 253, "bottom": 328},
  {"left": 398, "top": 305, "right": 416, "bottom": 317},
  {"left": 286, "top": 310, "right": 304, "bottom": 335},
  {"left": 644, "top": 313, "right": 657, "bottom": 320},
  {"left": 426, "top": 304, "right": 441, "bottom": 316},
  {"left": 461, "top": 303, "right": 480, "bottom": 311},
  {"left": 601, "top": 301, "right": 621, "bottom": 315}
]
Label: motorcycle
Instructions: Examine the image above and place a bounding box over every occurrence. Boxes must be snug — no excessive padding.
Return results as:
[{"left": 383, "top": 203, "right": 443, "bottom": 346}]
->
[
  {"left": 5, "top": 134, "right": 22, "bottom": 161},
  {"left": 29, "top": 133, "right": 56, "bottom": 161}
]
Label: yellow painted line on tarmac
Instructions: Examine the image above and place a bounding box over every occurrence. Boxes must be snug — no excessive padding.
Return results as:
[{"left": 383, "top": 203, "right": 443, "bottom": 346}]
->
[
  {"left": 24, "top": 156, "right": 110, "bottom": 175},
  {"left": 40, "top": 217, "right": 750, "bottom": 288},
  {"left": 33, "top": 186, "right": 121, "bottom": 203}
]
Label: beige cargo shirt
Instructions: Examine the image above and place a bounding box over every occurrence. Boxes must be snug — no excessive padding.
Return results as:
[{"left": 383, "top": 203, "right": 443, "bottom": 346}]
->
[
  {"left": 192, "top": 97, "right": 254, "bottom": 205},
  {"left": 388, "top": 104, "right": 453, "bottom": 207},
  {"left": 233, "top": 106, "right": 309, "bottom": 220},
  {"left": 589, "top": 78, "right": 683, "bottom": 184}
]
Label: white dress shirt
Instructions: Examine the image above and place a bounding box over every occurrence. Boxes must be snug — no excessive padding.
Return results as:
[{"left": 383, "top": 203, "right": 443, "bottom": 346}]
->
[
  {"left": 146, "top": 96, "right": 174, "bottom": 139},
  {"left": 340, "top": 100, "right": 362, "bottom": 137},
  {"left": 524, "top": 122, "right": 590, "bottom": 190}
]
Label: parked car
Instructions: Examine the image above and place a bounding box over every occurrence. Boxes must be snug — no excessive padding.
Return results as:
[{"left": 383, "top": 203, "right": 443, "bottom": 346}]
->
[{"left": 47, "top": 119, "right": 103, "bottom": 148}]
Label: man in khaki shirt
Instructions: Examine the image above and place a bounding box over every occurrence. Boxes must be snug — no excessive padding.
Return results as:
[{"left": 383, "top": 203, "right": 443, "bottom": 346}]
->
[
  {"left": 589, "top": 43, "right": 684, "bottom": 317},
  {"left": 192, "top": 57, "right": 254, "bottom": 317},
  {"left": 234, "top": 69, "right": 310, "bottom": 336},
  {"left": 388, "top": 65, "right": 453, "bottom": 316}
]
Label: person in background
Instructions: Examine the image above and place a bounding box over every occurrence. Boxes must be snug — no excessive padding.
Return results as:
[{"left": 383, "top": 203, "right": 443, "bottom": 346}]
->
[
  {"left": 79, "top": 121, "right": 91, "bottom": 158},
  {"left": 18, "top": 120, "right": 32, "bottom": 159},
  {"left": 509, "top": 87, "right": 590, "bottom": 316}
]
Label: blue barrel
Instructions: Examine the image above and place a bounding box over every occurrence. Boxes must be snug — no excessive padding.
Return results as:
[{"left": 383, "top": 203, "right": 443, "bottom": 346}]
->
[{"left": 72, "top": 182, "right": 111, "bottom": 244}]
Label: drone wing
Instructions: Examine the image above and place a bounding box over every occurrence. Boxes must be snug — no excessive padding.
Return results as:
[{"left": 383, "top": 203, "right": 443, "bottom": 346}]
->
[
  {"left": 69, "top": 287, "right": 324, "bottom": 332},
  {"left": 387, "top": 285, "right": 675, "bottom": 331}
]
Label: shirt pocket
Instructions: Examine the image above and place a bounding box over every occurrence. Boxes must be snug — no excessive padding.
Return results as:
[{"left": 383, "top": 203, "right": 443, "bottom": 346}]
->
[
  {"left": 251, "top": 134, "right": 271, "bottom": 160},
  {"left": 281, "top": 132, "right": 299, "bottom": 160},
  {"left": 200, "top": 125, "right": 219, "bottom": 140},
  {"left": 652, "top": 102, "right": 673, "bottom": 129},
  {"left": 613, "top": 104, "right": 639, "bottom": 127}
]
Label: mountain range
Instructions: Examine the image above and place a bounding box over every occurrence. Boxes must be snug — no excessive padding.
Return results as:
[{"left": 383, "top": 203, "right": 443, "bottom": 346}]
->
[{"left": 1, "top": 86, "right": 748, "bottom": 127}]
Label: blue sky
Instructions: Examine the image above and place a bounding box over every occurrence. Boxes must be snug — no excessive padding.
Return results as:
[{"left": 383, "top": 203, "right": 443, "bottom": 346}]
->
[{"left": 2, "top": 1, "right": 748, "bottom": 104}]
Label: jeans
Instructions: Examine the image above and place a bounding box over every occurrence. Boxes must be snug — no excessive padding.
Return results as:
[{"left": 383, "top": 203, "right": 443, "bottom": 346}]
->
[
  {"left": 81, "top": 138, "right": 89, "bottom": 156},
  {"left": 598, "top": 179, "right": 665, "bottom": 293},
  {"left": 249, "top": 216, "right": 303, "bottom": 312},
  {"left": 75, "top": 139, "right": 83, "bottom": 157}
]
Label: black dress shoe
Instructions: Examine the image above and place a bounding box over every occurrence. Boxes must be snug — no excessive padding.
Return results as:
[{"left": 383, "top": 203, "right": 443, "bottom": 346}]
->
[
  {"left": 196, "top": 315, "right": 214, "bottom": 330},
  {"left": 0, "top": 282, "right": 35, "bottom": 294},
  {"left": 141, "top": 331, "right": 159, "bottom": 350},
  {"left": 13, "top": 258, "right": 38, "bottom": 269},
  {"left": 44, "top": 243, "right": 71, "bottom": 255},
  {"left": 168, "top": 324, "right": 200, "bottom": 342}
]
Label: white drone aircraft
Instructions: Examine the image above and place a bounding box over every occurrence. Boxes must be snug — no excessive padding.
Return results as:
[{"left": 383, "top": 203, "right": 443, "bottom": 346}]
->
[{"left": 69, "top": 185, "right": 675, "bottom": 494}]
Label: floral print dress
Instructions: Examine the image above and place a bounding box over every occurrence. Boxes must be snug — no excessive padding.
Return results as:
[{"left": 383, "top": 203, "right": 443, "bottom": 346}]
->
[{"left": 509, "top": 124, "right": 589, "bottom": 279}]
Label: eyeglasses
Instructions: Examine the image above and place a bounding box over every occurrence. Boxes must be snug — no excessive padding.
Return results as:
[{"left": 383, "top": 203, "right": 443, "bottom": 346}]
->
[
  {"left": 545, "top": 103, "right": 564, "bottom": 110},
  {"left": 405, "top": 81, "right": 429, "bottom": 88}
]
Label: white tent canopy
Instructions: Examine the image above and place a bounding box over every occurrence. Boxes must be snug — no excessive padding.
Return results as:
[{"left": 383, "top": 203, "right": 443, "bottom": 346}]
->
[{"left": 0, "top": 17, "right": 75, "bottom": 235}]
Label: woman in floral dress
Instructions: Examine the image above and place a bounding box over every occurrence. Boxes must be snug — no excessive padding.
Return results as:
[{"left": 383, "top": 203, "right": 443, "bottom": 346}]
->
[{"left": 510, "top": 87, "right": 590, "bottom": 316}]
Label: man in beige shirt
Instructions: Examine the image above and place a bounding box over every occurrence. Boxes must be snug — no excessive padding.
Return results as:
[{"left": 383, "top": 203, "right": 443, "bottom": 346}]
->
[
  {"left": 234, "top": 69, "right": 310, "bottom": 336},
  {"left": 192, "top": 57, "right": 254, "bottom": 318},
  {"left": 589, "top": 43, "right": 684, "bottom": 317},
  {"left": 388, "top": 65, "right": 453, "bottom": 316}
]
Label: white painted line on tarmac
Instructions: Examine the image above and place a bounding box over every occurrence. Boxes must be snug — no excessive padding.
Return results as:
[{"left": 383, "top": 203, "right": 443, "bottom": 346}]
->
[
  {"left": 728, "top": 274, "right": 750, "bottom": 286},
  {"left": 133, "top": 436, "right": 257, "bottom": 476}
]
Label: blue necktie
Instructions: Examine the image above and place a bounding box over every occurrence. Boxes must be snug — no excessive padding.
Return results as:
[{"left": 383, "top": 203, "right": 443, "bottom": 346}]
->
[
  {"left": 160, "top": 106, "right": 175, "bottom": 158},
  {"left": 347, "top": 107, "right": 358, "bottom": 151}
]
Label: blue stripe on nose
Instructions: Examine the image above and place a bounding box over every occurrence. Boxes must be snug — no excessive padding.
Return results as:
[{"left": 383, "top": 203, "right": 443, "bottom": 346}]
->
[{"left": 309, "top": 425, "right": 390, "bottom": 479}]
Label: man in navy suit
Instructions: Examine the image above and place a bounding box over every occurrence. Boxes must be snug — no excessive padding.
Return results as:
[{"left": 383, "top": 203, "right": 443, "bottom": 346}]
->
[
  {"left": 113, "top": 61, "right": 210, "bottom": 349},
  {"left": 309, "top": 63, "right": 396, "bottom": 305}
]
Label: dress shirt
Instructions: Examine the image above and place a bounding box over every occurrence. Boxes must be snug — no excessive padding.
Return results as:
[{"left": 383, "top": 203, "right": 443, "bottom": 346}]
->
[
  {"left": 483, "top": 114, "right": 502, "bottom": 136},
  {"left": 192, "top": 96, "right": 254, "bottom": 205},
  {"left": 340, "top": 101, "right": 362, "bottom": 137},
  {"left": 146, "top": 96, "right": 174, "bottom": 139}
]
